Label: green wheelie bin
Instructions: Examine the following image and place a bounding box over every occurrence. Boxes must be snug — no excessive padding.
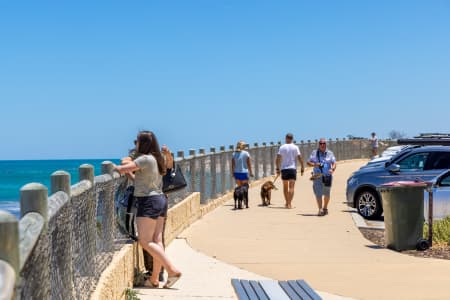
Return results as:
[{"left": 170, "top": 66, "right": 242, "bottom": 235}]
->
[{"left": 377, "top": 181, "right": 427, "bottom": 251}]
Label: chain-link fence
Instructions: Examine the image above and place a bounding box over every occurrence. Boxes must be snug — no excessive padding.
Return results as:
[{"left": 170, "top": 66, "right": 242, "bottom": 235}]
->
[
  {"left": 170, "top": 138, "right": 394, "bottom": 206},
  {"left": 0, "top": 138, "right": 395, "bottom": 299}
]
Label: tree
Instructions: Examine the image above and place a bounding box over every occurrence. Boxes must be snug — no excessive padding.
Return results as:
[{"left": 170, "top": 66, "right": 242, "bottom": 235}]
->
[
  {"left": 388, "top": 130, "right": 407, "bottom": 139},
  {"left": 346, "top": 134, "right": 364, "bottom": 140}
]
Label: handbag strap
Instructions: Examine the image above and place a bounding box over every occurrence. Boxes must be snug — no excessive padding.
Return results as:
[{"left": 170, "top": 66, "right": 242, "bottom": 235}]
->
[
  {"left": 166, "top": 151, "right": 175, "bottom": 172},
  {"left": 169, "top": 160, "right": 177, "bottom": 177},
  {"left": 316, "top": 149, "right": 327, "bottom": 173}
]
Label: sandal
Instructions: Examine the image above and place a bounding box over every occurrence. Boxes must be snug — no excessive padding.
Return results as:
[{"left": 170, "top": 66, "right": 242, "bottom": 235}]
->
[
  {"left": 143, "top": 279, "right": 159, "bottom": 288},
  {"left": 318, "top": 209, "right": 325, "bottom": 216},
  {"left": 323, "top": 208, "right": 328, "bottom": 215},
  {"left": 163, "top": 273, "right": 182, "bottom": 289}
]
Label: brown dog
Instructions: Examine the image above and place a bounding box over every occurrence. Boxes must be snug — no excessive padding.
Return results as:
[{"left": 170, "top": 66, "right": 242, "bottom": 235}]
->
[{"left": 260, "top": 181, "right": 277, "bottom": 206}]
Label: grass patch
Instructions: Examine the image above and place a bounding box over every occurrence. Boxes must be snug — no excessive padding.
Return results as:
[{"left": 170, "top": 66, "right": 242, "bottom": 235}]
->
[
  {"left": 124, "top": 288, "right": 140, "bottom": 300},
  {"left": 133, "top": 268, "right": 148, "bottom": 287},
  {"left": 424, "top": 216, "right": 450, "bottom": 246}
]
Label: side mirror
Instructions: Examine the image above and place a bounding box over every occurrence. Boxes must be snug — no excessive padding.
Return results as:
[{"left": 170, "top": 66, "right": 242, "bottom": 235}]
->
[{"left": 387, "top": 163, "right": 400, "bottom": 173}]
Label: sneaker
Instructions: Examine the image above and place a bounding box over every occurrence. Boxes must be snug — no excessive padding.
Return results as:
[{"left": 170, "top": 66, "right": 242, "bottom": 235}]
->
[{"left": 163, "top": 273, "right": 182, "bottom": 288}]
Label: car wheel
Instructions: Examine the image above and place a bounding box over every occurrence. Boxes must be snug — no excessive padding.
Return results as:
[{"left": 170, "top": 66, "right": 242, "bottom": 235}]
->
[{"left": 356, "top": 189, "right": 382, "bottom": 219}]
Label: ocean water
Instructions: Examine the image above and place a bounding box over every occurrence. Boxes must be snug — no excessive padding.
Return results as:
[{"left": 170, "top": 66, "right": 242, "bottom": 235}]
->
[{"left": 0, "top": 159, "right": 119, "bottom": 218}]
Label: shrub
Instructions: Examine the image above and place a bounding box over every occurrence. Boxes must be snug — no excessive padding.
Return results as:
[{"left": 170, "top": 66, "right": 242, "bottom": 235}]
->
[
  {"left": 124, "top": 288, "right": 140, "bottom": 300},
  {"left": 424, "top": 216, "right": 450, "bottom": 246}
]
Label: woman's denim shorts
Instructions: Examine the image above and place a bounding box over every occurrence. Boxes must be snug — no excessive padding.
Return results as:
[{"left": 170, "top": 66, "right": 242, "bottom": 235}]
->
[{"left": 136, "top": 194, "right": 168, "bottom": 219}]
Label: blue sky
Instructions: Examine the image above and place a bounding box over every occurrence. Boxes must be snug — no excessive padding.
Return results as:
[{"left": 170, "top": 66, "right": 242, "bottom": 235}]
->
[{"left": 1, "top": 1, "right": 449, "bottom": 160}]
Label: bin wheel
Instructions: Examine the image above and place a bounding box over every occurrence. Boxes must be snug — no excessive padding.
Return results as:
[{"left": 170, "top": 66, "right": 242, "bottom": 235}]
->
[{"left": 416, "top": 239, "right": 430, "bottom": 251}]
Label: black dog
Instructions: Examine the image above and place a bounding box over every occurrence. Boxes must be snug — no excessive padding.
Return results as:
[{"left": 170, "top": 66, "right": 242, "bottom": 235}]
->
[{"left": 234, "top": 183, "right": 249, "bottom": 209}]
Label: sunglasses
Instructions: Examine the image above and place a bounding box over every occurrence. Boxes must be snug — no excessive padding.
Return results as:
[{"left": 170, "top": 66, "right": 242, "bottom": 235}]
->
[{"left": 319, "top": 142, "right": 326, "bottom": 145}]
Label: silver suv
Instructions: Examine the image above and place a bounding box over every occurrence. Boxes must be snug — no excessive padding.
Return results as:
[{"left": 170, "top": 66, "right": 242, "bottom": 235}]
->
[{"left": 346, "top": 145, "right": 450, "bottom": 219}]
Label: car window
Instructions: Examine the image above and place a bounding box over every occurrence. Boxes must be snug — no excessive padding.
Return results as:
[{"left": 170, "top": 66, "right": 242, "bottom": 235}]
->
[
  {"left": 439, "top": 174, "right": 450, "bottom": 187},
  {"left": 398, "top": 153, "right": 429, "bottom": 171},
  {"left": 387, "top": 147, "right": 416, "bottom": 165},
  {"left": 429, "top": 152, "right": 450, "bottom": 170}
]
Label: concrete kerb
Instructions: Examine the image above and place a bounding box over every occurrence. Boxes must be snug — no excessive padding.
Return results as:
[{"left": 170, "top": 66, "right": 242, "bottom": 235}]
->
[{"left": 350, "top": 211, "right": 385, "bottom": 231}]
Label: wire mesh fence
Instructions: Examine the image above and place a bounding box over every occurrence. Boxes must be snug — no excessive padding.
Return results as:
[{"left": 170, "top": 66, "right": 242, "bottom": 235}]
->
[{"left": 0, "top": 138, "right": 396, "bottom": 299}]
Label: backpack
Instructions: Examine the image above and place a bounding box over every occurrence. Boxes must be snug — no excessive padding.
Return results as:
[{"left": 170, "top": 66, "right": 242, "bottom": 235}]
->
[{"left": 117, "top": 185, "right": 138, "bottom": 240}]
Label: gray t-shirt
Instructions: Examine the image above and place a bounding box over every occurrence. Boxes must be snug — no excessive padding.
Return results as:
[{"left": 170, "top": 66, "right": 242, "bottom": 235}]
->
[{"left": 133, "top": 154, "right": 163, "bottom": 197}]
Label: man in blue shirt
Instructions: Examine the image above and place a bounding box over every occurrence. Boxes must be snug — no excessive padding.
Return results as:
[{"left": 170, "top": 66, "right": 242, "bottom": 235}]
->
[{"left": 307, "top": 138, "right": 337, "bottom": 216}]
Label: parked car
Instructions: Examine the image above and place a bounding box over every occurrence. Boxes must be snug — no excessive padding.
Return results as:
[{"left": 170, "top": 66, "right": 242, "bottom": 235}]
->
[
  {"left": 347, "top": 145, "right": 450, "bottom": 219},
  {"left": 381, "top": 145, "right": 409, "bottom": 157},
  {"left": 425, "top": 169, "right": 450, "bottom": 221},
  {"left": 361, "top": 145, "right": 419, "bottom": 169}
]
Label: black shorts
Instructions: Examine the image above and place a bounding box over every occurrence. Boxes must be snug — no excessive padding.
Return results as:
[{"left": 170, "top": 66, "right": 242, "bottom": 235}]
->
[
  {"left": 281, "top": 168, "right": 297, "bottom": 180},
  {"left": 136, "top": 194, "right": 168, "bottom": 219}
]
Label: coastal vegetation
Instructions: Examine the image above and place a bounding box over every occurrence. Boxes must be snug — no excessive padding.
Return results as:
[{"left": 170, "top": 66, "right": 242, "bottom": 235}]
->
[
  {"left": 424, "top": 216, "right": 450, "bottom": 246},
  {"left": 124, "top": 288, "right": 140, "bottom": 300}
]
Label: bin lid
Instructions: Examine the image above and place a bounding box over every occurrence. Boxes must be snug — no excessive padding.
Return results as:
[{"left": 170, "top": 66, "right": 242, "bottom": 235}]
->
[
  {"left": 381, "top": 181, "right": 428, "bottom": 187},
  {"left": 377, "top": 181, "right": 429, "bottom": 192}
]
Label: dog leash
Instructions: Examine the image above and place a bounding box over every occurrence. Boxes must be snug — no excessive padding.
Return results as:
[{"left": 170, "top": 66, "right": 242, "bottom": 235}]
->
[{"left": 272, "top": 174, "right": 280, "bottom": 184}]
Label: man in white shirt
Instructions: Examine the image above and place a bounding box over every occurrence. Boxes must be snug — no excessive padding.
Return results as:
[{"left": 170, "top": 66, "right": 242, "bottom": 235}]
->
[{"left": 275, "top": 133, "right": 305, "bottom": 209}]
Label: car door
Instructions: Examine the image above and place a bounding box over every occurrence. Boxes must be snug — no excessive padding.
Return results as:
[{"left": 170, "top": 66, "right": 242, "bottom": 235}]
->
[{"left": 427, "top": 171, "right": 450, "bottom": 220}]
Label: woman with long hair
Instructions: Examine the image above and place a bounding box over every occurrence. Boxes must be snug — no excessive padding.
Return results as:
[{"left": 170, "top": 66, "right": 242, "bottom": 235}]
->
[{"left": 114, "top": 131, "right": 181, "bottom": 288}]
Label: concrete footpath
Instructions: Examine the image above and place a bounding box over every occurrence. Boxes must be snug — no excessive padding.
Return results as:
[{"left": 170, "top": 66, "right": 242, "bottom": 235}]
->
[
  {"left": 138, "top": 160, "right": 450, "bottom": 300},
  {"left": 136, "top": 238, "right": 349, "bottom": 299}
]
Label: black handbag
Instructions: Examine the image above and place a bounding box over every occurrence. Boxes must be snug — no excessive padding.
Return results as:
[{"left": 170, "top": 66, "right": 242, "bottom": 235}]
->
[
  {"left": 162, "top": 162, "right": 187, "bottom": 193},
  {"left": 322, "top": 175, "right": 332, "bottom": 187}
]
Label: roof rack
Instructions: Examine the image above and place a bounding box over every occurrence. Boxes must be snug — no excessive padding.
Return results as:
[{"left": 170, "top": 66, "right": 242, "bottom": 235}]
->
[
  {"left": 414, "top": 133, "right": 450, "bottom": 138},
  {"left": 398, "top": 138, "right": 450, "bottom": 145}
]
